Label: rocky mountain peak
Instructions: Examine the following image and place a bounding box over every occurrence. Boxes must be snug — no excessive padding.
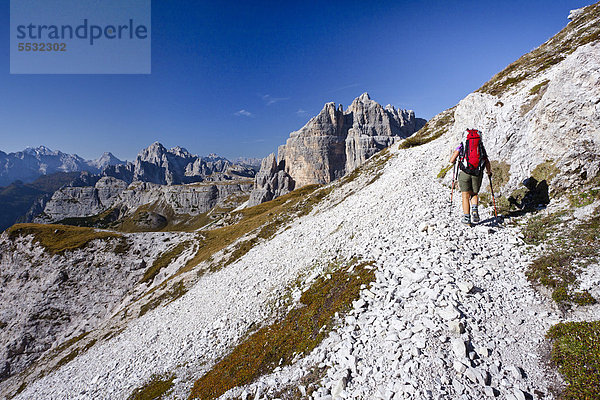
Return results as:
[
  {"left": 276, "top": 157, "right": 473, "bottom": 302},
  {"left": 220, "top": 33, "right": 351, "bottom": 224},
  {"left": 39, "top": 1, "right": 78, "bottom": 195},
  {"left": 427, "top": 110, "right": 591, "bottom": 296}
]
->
[
  {"left": 138, "top": 142, "right": 167, "bottom": 161},
  {"left": 356, "top": 92, "right": 371, "bottom": 103},
  {"left": 249, "top": 93, "right": 426, "bottom": 205},
  {"left": 23, "top": 145, "right": 58, "bottom": 157},
  {"left": 87, "top": 152, "right": 124, "bottom": 171},
  {"left": 169, "top": 146, "right": 192, "bottom": 158}
]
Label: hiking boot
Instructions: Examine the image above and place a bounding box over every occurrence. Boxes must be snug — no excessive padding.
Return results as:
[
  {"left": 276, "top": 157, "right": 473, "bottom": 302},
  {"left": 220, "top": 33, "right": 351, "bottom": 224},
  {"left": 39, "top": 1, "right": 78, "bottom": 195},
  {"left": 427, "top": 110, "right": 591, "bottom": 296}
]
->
[
  {"left": 471, "top": 206, "right": 480, "bottom": 223},
  {"left": 461, "top": 214, "right": 471, "bottom": 225}
]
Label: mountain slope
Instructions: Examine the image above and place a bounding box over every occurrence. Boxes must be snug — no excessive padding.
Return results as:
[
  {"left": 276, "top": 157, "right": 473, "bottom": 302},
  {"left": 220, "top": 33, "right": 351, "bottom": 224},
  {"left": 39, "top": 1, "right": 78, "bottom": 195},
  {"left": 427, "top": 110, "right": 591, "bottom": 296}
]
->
[{"left": 3, "top": 130, "right": 570, "bottom": 400}]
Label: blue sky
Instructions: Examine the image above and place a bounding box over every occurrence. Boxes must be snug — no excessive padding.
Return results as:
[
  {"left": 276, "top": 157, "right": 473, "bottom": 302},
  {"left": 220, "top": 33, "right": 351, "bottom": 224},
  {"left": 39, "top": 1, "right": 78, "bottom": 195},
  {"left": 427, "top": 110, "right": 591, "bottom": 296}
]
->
[{"left": 0, "top": 0, "right": 593, "bottom": 161}]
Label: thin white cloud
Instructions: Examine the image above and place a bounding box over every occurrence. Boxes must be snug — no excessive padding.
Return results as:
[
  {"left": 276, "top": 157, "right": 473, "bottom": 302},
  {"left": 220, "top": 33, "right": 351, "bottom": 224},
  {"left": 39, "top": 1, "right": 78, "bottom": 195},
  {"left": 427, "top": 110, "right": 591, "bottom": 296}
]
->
[
  {"left": 261, "top": 94, "right": 290, "bottom": 106},
  {"left": 329, "top": 83, "right": 361, "bottom": 93},
  {"left": 234, "top": 109, "right": 254, "bottom": 118},
  {"left": 296, "top": 108, "right": 308, "bottom": 116}
]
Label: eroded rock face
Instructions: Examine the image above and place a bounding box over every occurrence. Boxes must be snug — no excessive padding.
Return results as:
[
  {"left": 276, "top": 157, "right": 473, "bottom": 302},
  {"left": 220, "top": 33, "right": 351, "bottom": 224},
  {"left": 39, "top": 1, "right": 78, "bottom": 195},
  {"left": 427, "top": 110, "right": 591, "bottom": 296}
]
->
[
  {"left": 447, "top": 41, "right": 600, "bottom": 193},
  {"left": 36, "top": 179, "right": 254, "bottom": 223},
  {"left": 249, "top": 93, "right": 426, "bottom": 205},
  {"left": 35, "top": 177, "right": 128, "bottom": 223},
  {"left": 0, "top": 231, "right": 194, "bottom": 384},
  {"left": 248, "top": 154, "right": 295, "bottom": 206}
]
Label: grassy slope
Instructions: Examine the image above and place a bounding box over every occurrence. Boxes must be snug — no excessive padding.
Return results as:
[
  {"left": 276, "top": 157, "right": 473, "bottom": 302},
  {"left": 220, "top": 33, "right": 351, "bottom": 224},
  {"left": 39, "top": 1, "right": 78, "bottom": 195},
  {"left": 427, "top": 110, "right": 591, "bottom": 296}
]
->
[
  {"left": 188, "top": 261, "right": 375, "bottom": 400},
  {"left": 5, "top": 223, "right": 121, "bottom": 254}
]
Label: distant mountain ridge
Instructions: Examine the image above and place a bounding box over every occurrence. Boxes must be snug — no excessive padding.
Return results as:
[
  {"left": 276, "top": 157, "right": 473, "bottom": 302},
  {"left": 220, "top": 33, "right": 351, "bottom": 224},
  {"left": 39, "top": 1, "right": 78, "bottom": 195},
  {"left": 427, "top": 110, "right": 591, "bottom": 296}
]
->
[
  {"left": 0, "top": 146, "right": 123, "bottom": 186},
  {"left": 102, "top": 142, "right": 256, "bottom": 185},
  {"left": 0, "top": 143, "right": 258, "bottom": 230}
]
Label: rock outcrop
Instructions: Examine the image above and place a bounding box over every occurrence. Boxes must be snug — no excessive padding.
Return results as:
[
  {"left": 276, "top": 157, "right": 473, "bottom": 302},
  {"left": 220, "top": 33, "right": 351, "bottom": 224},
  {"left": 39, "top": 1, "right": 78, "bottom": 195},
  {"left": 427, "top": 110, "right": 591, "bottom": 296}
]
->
[
  {"left": 248, "top": 93, "right": 426, "bottom": 205},
  {"left": 247, "top": 154, "right": 295, "bottom": 206},
  {"left": 0, "top": 230, "right": 195, "bottom": 382},
  {"left": 104, "top": 143, "right": 255, "bottom": 186},
  {"left": 36, "top": 178, "right": 254, "bottom": 223}
]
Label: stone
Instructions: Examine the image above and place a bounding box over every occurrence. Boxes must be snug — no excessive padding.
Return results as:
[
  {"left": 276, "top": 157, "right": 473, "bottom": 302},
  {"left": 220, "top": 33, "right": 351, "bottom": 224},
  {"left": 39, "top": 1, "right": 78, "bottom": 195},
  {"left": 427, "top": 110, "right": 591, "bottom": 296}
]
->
[
  {"left": 451, "top": 339, "right": 467, "bottom": 358},
  {"left": 331, "top": 376, "right": 348, "bottom": 398},
  {"left": 507, "top": 365, "right": 524, "bottom": 380},
  {"left": 453, "top": 360, "right": 467, "bottom": 374},
  {"left": 438, "top": 306, "right": 461, "bottom": 321},
  {"left": 457, "top": 281, "right": 473, "bottom": 294},
  {"left": 448, "top": 320, "right": 465, "bottom": 334},
  {"left": 513, "top": 388, "right": 527, "bottom": 400}
]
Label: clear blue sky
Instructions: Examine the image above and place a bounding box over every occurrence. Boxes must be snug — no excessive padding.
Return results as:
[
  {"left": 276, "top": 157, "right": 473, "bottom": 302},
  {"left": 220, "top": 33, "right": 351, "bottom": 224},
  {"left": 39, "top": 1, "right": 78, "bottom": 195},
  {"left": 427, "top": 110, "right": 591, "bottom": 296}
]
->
[{"left": 0, "top": 0, "right": 593, "bottom": 161}]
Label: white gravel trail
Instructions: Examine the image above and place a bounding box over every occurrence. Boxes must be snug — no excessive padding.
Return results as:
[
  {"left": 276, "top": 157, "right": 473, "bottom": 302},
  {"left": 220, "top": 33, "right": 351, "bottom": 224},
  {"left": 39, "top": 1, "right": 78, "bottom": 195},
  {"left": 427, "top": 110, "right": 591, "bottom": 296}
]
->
[{"left": 13, "top": 137, "right": 580, "bottom": 400}]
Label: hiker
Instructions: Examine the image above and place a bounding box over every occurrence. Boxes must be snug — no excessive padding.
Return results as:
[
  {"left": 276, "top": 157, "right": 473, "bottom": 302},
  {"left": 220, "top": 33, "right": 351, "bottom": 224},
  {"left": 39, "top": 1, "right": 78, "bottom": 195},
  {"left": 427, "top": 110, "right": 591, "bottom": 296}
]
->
[{"left": 449, "top": 129, "right": 492, "bottom": 225}]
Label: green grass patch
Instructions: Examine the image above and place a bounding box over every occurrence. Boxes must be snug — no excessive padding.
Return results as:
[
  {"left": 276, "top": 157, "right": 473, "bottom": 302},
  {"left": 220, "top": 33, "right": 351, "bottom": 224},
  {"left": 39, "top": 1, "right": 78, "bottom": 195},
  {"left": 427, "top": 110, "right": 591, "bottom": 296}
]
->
[
  {"left": 127, "top": 374, "right": 175, "bottom": 400},
  {"left": 188, "top": 261, "right": 376, "bottom": 400},
  {"left": 522, "top": 211, "right": 566, "bottom": 246},
  {"left": 142, "top": 241, "right": 191, "bottom": 284},
  {"left": 526, "top": 208, "right": 600, "bottom": 306},
  {"left": 529, "top": 79, "right": 550, "bottom": 96},
  {"left": 547, "top": 321, "right": 600, "bottom": 399},
  {"left": 400, "top": 107, "right": 456, "bottom": 149},
  {"left": 139, "top": 280, "right": 188, "bottom": 317},
  {"left": 437, "top": 164, "right": 453, "bottom": 179},
  {"left": 490, "top": 160, "right": 511, "bottom": 190},
  {"left": 58, "top": 208, "right": 120, "bottom": 229},
  {"left": 569, "top": 187, "right": 600, "bottom": 208},
  {"left": 6, "top": 223, "right": 121, "bottom": 254},
  {"left": 531, "top": 160, "right": 559, "bottom": 184}
]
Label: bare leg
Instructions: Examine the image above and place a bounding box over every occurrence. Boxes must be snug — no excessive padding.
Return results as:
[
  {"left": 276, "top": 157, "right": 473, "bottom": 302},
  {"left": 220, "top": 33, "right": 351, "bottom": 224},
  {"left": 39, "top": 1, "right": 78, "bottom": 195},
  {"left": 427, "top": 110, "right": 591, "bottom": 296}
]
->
[
  {"left": 471, "top": 194, "right": 479, "bottom": 206},
  {"left": 462, "top": 192, "right": 472, "bottom": 215}
]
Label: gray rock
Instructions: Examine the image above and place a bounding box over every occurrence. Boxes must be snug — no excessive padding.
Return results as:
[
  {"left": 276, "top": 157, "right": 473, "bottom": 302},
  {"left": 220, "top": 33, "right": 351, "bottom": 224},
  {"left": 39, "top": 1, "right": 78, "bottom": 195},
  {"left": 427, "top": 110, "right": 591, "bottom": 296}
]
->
[{"left": 249, "top": 93, "right": 425, "bottom": 205}]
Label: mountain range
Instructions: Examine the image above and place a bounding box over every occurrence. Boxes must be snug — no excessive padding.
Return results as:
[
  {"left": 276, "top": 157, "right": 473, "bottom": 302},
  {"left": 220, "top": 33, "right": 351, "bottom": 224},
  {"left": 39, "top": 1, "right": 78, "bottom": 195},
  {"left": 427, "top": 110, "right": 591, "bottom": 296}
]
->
[
  {"left": 0, "top": 145, "right": 260, "bottom": 231},
  {"left": 0, "top": 147, "right": 124, "bottom": 187}
]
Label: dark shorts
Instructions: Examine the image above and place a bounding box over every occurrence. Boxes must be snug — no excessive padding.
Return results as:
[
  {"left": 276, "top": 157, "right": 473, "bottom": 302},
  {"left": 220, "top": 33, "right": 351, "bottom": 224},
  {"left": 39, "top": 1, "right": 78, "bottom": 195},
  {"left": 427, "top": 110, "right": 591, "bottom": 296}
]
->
[{"left": 458, "top": 171, "right": 483, "bottom": 193}]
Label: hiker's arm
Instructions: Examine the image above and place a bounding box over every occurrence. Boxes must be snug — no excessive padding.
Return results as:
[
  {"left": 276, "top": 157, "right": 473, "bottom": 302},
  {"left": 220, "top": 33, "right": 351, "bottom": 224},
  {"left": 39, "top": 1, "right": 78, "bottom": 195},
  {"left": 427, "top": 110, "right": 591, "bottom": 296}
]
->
[
  {"left": 449, "top": 150, "right": 459, "bottom": 164},
  {"left": 485, "top": 159, "right": 492, "bottom": 176}
]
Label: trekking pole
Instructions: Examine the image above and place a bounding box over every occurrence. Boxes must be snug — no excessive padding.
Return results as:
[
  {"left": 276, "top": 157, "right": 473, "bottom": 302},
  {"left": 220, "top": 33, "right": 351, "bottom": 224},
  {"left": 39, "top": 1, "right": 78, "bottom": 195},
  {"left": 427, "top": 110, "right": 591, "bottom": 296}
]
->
[
  {"left": 450, "top": 163, "right": 457, "bottom": 216},
  {"left": 488, "top": 174, "right": 498, "bottom": 219}
]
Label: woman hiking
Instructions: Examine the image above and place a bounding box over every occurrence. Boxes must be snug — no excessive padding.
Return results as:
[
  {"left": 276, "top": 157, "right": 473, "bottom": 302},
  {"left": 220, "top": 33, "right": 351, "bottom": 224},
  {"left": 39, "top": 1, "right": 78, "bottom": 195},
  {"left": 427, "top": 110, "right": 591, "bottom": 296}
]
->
[{"left": 449, "top": 129, "right": 492, "bottom": 225}]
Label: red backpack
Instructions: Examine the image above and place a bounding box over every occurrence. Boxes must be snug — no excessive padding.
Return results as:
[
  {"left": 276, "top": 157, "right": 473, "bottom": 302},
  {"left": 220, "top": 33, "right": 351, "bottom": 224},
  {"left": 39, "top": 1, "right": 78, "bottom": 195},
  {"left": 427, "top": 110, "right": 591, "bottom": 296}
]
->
[{"left": 459, "top": 129, "right": 487, "bottom": 175}]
